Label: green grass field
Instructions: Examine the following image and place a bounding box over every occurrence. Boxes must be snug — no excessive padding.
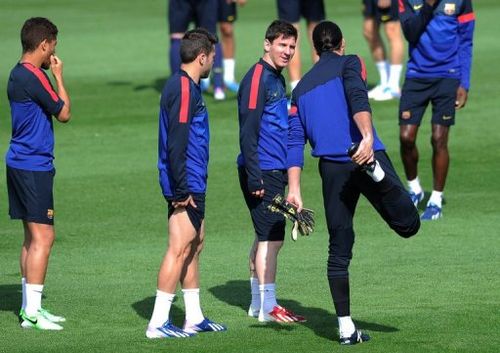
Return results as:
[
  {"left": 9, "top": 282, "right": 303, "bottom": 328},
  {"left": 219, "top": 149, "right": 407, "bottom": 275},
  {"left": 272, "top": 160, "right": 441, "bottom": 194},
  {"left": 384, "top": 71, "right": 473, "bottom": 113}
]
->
[{"left": 0, "top": 1, "right": 499, "bottom": 352}]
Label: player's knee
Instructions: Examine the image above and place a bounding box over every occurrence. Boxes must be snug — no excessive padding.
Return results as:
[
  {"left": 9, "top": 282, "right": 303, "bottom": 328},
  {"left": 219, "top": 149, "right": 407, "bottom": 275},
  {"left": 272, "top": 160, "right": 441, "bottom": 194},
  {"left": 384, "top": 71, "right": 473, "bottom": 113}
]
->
[
  {"left": 394, "top": 215, "right": 420, "bottom": 238},
  {"left": 220, "top": 23, "right": 233, "bottom": 37},
  {"left": 430, "top": 134, "right": 448, "bottom": 151},
  {"left": 400, "top": 132, "right": 416, "bottom": 150},
  {"left": 327, "top": 255, "right": 351, "bottom": 278}
]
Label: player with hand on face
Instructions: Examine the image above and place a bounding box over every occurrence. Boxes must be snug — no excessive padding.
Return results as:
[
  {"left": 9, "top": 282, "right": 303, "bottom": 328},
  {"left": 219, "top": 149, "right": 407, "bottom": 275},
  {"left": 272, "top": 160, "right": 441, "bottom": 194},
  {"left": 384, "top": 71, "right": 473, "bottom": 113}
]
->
[
  {"left": 237, "top": 20, "right": 305, "bottom": 323},
  {"left": 6, "top": 17, "right": 71, "bottom": 331},
  {"left": 146, "top": 28, "right": 226, "bottom": 339}
]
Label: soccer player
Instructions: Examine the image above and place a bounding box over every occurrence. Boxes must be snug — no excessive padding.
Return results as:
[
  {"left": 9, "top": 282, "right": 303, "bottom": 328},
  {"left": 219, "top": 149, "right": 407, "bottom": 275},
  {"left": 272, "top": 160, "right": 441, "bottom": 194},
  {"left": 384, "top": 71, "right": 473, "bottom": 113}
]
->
[
  {"left": 218, "top": 0, "right": 247, "bottom": 93},
  {"left": 6, "top": 17, "right": 71, "bottom": 330},
  {"left": 237, "top": 20, "right": 305, "bottom": 323},
  {"left": 286, "top": 21, "right": 420, "bottom": 344},
  {"left": 362, "top": 0, "right": 404, "bottom": 100},
  {"left": 276, "top": 0, "right": 325, "bottom": 91},
  {"left": 168, "top": 0, "right": 225, "bottom": 100},
  {"left": 146, "top": 28, "right": 226, "bottom": 339},
  {"left": 398, "top": 0, "right": 475, "bottom": 220}
]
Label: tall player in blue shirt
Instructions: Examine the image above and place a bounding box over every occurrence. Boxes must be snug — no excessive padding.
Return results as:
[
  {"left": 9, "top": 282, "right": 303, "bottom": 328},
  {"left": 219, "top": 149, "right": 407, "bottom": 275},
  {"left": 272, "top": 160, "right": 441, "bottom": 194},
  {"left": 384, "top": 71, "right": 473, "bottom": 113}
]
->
[
  {"left": 237, "top": 20, "right": 305, "bottom": 323},
  {"left": 287, "top": 21, "right": 420, "bottom": 345},
  {"left": 398, "top": 0, "right": 475, "bottom": 220},
  {"left": 146, "top": 28, "right": 226, "bottom": 339},
  {"left": 6, "top": 17, "right": 71, "bottom": 331}
]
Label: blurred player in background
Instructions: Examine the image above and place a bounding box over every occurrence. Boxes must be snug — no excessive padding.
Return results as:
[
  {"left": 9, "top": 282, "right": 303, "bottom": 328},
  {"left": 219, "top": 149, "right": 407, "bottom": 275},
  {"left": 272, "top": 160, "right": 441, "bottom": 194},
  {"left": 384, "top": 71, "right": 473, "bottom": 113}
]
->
[
  {"left": 238, "top": 20, "right": 305, "bottom": 323},
  {"left": 362, "top": 0, "right": 404, "bottom": 100},
  {"left": 218, "top": 0, "right": 247, "bottom": 93},
  {"left": 398, "top": 0, "right": 475, "bottom": 220},
  {"left": 146, "top": 28, "right": 226, "bottom": 339},
  {"left": 168, "top": 0, "right": 225, "bottom": 100},
  {"left": 6, "top": 17, "right": 71, "bottom": 331},
  {"left": 276, "top": 0, "right": 325, "bottom": 92}
]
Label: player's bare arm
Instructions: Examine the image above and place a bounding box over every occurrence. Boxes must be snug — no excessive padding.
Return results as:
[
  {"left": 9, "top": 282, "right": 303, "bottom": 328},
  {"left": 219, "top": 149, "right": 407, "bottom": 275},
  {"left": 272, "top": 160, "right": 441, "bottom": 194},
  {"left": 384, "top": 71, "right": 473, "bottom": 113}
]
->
[
  {"left": 50, "top": 55, "right": 71, "bottom": 122},
  {"left": 286, "top": 166, "right": 303, "bottom": 212}
]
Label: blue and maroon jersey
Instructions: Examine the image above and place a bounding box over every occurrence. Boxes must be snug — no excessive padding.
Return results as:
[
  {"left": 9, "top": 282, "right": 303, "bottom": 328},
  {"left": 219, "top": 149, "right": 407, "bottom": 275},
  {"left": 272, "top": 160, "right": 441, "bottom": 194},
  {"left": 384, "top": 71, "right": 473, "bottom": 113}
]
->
[
  {"left": 399, "top": 0, "right": 475, "bottom": 90},
  {"left": 6, "top": 63, "right": 64, "bottom": 171},
  {"left": 158, "top": 70, "right": 210, "bottom": 201},
  {"left": 237, "top": 59, "right": 288, "bottom": 192},
  {"left": 288, "top": 52, "right": 385, "bottom": 167}
]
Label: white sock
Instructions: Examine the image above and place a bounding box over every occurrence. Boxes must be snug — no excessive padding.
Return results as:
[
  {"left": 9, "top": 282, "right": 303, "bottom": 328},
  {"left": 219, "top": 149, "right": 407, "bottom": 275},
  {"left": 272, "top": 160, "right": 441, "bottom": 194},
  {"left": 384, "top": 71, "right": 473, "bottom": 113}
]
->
[
  {"left": 21, "top": 277, "right": 27, "bottom": 311},
  {"left": 148, "top": 290, "right": 175, "bottom": 328},
  {"left": 338, "top": 316, "right": 356, "bottom": 338},
  {"left": 25, "top": 283, "right": 43, "bottom": 317},
  {"left": 182, "top": 288, "right": 204, "bottom": 325},
  {"left": 250, "top": 277, "right": 260, "bottom": 311},
  {"left": 376, "top": 60, "right": 389, "bottom": 87},
  {"left": 408, "top": 177, "right": 423, "bottom": 195},
  {"left": 388, "top": 64, "right": 403, "bottom": 91},
  {"left": 260, "top": 283, "right": 278, "bottom": 314},
  {"left": 290, "top": 80, "right": 300, "bottom": 91},
  {"left": 367, "top": 160, "right": 385, "bottom": 182},
  {"left": 223, "top": 58, "right": 235, "bottom": 83},
  {"left": 428, "top": 190, "right": 443, "bottom": 208}
]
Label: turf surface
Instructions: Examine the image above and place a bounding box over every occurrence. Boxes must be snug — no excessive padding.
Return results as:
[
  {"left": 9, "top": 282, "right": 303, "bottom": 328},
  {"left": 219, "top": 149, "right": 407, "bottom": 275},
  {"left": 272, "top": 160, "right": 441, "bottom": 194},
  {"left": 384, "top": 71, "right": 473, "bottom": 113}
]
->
[{"left": 0, "top": 1, "right": 498, "bottom": 352}]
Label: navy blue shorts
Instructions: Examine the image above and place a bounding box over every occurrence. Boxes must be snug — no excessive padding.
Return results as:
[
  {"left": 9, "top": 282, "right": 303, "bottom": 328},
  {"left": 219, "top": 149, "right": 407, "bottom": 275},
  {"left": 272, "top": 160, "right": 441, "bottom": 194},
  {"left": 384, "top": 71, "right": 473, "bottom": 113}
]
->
[
  {"left": 166, "top": 193, "right": 206, "bottom": 232},
  {"left": 362, "top": 0, "right": 399, "bottom": 23},
  {"left": 239, "top": 168, "right": 286, "bottom": 242},
  {"left": 277, "top": 0, "right": 325, "bottom": 23},
  {"left": 399, "top": 78, "right": 460, "bottom": 126},
  {"left": 218, "top": 0, "right": 237, "bottom": 22},
  {"left": 6, "top": 166, "right": 55, "bottom": 225},
  {"left": 168, "top": 0, "right": 218, "bottom": 34}
]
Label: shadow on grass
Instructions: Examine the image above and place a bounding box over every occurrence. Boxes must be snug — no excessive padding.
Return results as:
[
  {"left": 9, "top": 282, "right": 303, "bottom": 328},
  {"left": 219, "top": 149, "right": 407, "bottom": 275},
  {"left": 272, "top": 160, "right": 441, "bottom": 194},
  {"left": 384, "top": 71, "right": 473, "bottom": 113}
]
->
[
  {"left": 131, "top": 296, "right": 185, "bottom": 324},
  {"left": 0, "top": 284, "right": 21, "bottom": 316},
  {"left": 209, "top": 280, "right": 399, "bottom": 340}
]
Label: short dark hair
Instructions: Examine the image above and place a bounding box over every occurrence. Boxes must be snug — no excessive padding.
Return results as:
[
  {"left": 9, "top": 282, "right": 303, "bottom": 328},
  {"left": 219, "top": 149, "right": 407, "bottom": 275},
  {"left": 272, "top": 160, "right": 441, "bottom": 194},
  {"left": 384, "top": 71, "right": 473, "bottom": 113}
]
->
[
  {"left": 180, "top": 28, "right": 218, "bottom": 64},
  {"left": 265, "top": 20, "right": 297, "bottom": 43},
  {"left": 21, "top": 17, "right": 58, "bottom": 53},
  {"left": 312, "top": 21, "right": 343, "bottom": 55}
]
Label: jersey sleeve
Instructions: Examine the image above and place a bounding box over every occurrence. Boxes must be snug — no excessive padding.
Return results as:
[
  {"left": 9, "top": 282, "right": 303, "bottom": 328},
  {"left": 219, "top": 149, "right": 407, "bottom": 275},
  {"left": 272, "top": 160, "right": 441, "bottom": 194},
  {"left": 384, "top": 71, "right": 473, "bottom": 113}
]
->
[
  {"left": 238, "top": 64, "right": 266, "bottom": 192},
  {"left": 399, "top": 0, "right": 437, "bottom": 44},
  {"left": 166, "top": 76, "right": 193, "bottom": 202},
  {"left": 343, "top": 56, "right": 371, "bottom": 116},
  {"left": 287, "top": 98, "right": 306, "bottom": 169},
  {"left": 24, "top": 66, "right": 64, "bottom": 116},
  {"left": 457, "top": 0, "right": 475, "bottom": 90}
]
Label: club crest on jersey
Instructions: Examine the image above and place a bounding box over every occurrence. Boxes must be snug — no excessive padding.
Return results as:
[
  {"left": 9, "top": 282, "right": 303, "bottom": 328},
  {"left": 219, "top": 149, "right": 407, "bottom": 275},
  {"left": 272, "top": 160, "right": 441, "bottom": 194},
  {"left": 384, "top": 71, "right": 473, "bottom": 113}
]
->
[
  {"left": 47, "top": 209, "right": 54, "bottom": 220},
  {"left": 444, "top": 3, "right": 456, "bottom": 15}
]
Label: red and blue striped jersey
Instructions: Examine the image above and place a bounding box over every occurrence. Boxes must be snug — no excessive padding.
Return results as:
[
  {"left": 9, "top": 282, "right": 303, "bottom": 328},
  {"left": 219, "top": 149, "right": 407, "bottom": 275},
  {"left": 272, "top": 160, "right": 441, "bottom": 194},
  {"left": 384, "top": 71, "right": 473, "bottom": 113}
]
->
[
  {"left": 158, "top": 70, "right": 210, "bottom": 200},
  {"left": 5, "top": 63, "right": 64, "bottom": 171},
  {"left": 399, "top": 0, "right": 475, "bottom": 89},
  {"left": 237, "top": 59, "right": 288, "bottom": 192}
]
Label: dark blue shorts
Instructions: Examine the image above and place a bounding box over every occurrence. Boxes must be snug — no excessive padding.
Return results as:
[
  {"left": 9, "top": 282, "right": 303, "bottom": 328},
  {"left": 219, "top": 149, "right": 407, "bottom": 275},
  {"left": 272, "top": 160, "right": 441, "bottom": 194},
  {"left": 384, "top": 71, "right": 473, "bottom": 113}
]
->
[
  {"left": 362, "top": 0, "right": 399, "bottom": 23},
  {"left": 166, "top": 193, "right": 205, "bottom": 232},
  {"left": 6, "top": 166, "right": 55, "bottom": 225},
  {"left": 168, "top": 0, "right": 218, "bottom": 34},
  {"left": 399, "top": 78, "right": 460, "bottom": 126},
  {"left": 218, "top": 0, "right": 237, "bottom": 22},
  {"left": 277, "top": 0, "right": 325, "bottom": 23},
  {"left": 239, "top": 168, "right": 286, "bottom": 242}
]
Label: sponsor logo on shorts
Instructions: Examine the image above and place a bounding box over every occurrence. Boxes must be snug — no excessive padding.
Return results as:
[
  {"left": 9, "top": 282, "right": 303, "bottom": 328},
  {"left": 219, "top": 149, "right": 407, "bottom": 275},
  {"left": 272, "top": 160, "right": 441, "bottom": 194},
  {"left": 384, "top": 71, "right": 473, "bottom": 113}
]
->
[
  {"left": 444, "top": 3, "right": 456, "bottom": 15},
  {"left": 413, "top": 4, "right": 423, "bottom": 10},
  {"left": 442, "top": 115, "right": 452, "bottom": 120},
  {"left": 402, "top": 111, "right": 411, "bottom": 120},
  {"left": 47, "top": 209, "right": 54, "bottom": 219}
]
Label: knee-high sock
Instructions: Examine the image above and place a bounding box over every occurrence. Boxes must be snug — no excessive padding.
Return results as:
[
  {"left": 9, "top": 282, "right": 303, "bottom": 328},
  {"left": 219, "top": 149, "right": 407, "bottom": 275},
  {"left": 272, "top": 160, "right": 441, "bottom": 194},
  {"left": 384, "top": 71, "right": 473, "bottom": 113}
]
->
[{"left": 212, "top": 43, "right": 223, "bottom": 88}]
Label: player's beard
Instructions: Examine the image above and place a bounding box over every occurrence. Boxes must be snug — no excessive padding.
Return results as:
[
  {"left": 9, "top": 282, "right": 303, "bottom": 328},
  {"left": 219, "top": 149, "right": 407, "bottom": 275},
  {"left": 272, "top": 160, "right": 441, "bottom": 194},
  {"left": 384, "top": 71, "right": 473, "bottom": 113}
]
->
[
  {"left": 200, "top": 68, "right": 211, "bottom": 79},
  {"left": 41, "top": 56, "right": 51, "bottom": 70}
]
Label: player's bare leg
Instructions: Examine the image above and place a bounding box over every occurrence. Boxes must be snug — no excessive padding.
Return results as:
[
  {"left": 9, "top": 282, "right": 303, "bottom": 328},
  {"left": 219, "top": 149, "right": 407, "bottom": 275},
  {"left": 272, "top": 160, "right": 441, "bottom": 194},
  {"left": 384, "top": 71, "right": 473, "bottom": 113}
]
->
[
  {"left": 306, "top": 21, "right": 320, "bottom": 64},
  {"left": 20, "top": 222, "right": 32, "bottom": 314},
  {"left": 219, "top": 21, "right": 239, "bottom": 92},
  {"left": 287, "top": 22, "right": 301, "bottom": 90},
  {"left": 157, "top": 209, "right": 198, "bottom": 293},
  {"left": 400, "top": 124, "right": 420, "bottom": 181},
  {"left": 25, "top": 222, "right": 55, "bottom": 286},
  {"left": 247, "top": 237, "right": 260, "bottom": 317},
  {"left": 384, "top": 21, "right": 404, "bottom": 95}
]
